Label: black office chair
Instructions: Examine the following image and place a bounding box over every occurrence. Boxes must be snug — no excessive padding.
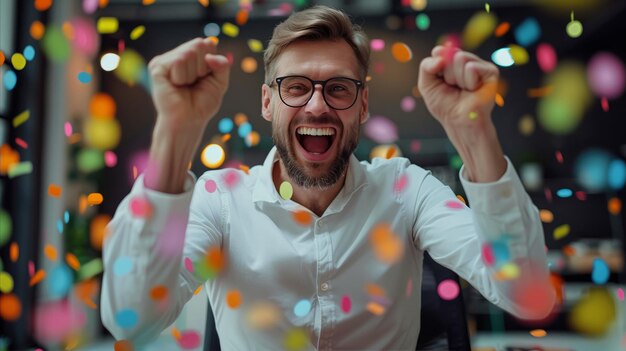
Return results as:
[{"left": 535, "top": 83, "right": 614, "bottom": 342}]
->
[{"left": 203, "top": 252, "right": 471, "bottom": 350}]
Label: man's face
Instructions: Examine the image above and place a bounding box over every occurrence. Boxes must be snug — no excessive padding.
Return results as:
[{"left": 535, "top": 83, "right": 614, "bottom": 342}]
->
[{"left": 261, "top": 39, "right": 369, "bottom": 189}]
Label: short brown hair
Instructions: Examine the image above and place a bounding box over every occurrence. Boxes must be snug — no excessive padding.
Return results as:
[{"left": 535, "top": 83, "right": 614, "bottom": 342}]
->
[{"left": 263, "top": 5, "right": 370, "bottom": 84}]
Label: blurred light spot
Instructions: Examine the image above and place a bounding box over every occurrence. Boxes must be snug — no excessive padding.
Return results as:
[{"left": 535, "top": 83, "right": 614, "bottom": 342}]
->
[
  {"left": 201, "top": 144, "right": 225, "bottom": 169},
  {"left": 391, "top": 42, "right": 412, "bottom": 63},
  {"left": 462, "top": 11, "right": 497, "bottom": 50},
  {"left": 370, "top": 39, "right": 385, "bottom": 51},
  {"left": 222, "top": 22, "right": 239, "bottom": 37},
  {"left": 416, "top": 14, "right": 430, "bottom": 31},
  {"left": 491, "top": 48, "right": 514, "bottom": 67},
  {"left": 591, "top": 258, "right": 610, "bottom": 285},
  {"left": 203, "top": 23, "right": 220, "bottom": 37},
  {"left": 241, "top": 57, "right": 257, "bottom": 73},
  {"left": 130, "top": 25, "right": 145, "bottom": 40},
  {"left": 514, "top": 17, "right": 541, "bottom": 47},
  {"left": 100, "top": 53, "right": 120, "bottom": 71},
  {"left": 553, "top": 224, "right": 570, "bottom": 240},
  {"left": 530, "top": 329, "right": 547, "bottom": 338},
  {"left": 226, "top": 289, "right": 242, "bottom": 309},
  {"left": 437, "top": 279, "right": 460, "bottom": 300},
  {"left": 97, "top": 17, "right": 118, "bottom": 34},
  {"left": 556, "top": 188, "right": 572, "bottom": 198}
]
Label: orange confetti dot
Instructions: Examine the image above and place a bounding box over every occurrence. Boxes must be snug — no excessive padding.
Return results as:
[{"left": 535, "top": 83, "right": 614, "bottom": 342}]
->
[
  {"left": 79, "top": 195, "right": 88, "bottom": 215},
  {"left": 0, "top": 144, "right": 20, "bottom": 175},
  {"left": 292, "top": 210, "right": 312, "bottom": 226},
  {"left": 495, "top": 93, "right": 504, "bottom": 107},
  {"left": 391, "top": 42, "right": 413, "bottom": 63},
  {"left": 87, "top": 193, "right": 104, "bottom": 205},
  {"left": 9, "top": 242, "right": 18, "bottom": 262},
  {"left": 89, "top": 93, "right": 116, "bottom": 118},
  {"left": 385, "top": 146, "right": 396, "bottom": 159},
  {"left": 48, "top": 184, "right": 62, "bottom": 197},
  {"left": 172, "top": 326, "right": 182, "bottom": 340},
  {"left": 90, "top": 214, "right": 111, "bottom": 250},
  {"left": 44, "top": 244, "right": 58, "bottom": 261},
  {"left": 30, "top": 21, "right": 45, "bottom": 40},
  {"left": 206, "top": 246, "right": 225, "bottom": 272},
  {"left": 0, "top": 51, "right": 5, "bottom": 66},
  {"left": 221, "top": 134, "right": 231, "bottom": 142},
  {"left": 456, "top": 195, "right": 466, "bottom": 205},
  {"left": 142, "top": 0, "right": 155, "bottom": 5},
  {"left": 234, "top": 112, "right": 248, "bottom": 126},
  {"left": 236, "top": 10, "right": 249, "bottom": 26},
  {"left": 150, "top": 285, "right": 168, "bottom": 300},
  {"left": 0, "top": 294, "right": 22, "bottom": 321},
  {"left": 208, "top": 36, "right": 219, "bottom": 45},
  {"left": 226, "top": 289, "right": 242, "bottom": 309},
  {"left": 494, "top": 22, "right": 510, "bottom": 37},
  {"left": 539, "top": 209, "right": 554, "bottom": 223},
  {"left": 114, "top": 340, "right": 134, "bottom": 351},
  {"left": 99, "top": 0, "right": 109, "bottom": 7},
  {"left": 608, "top": 197, "right": 622, "bottom": 215},
  {"left": 66, "top": 253, "right": 81, "bottom": 270},
  {"left": 239, "top": 164, "right": 250, "bottom": 174},
  {"left": 62, "top": 21, "right": 74, "bottom": 41},
  {"left": 198, "top": 0, "right": 209, "bottom": 7},
  {"left": 193, "top": 285, "right": 203, "bottom": 295},
  {"left": 562, "top": 245, "right": 576, "bottom": 256},
  {"left": 34, "top": 0, "right": 53, "bottom": 11},
  {"left": 366, "top": 301, "right": 385, "bottom": 316},
  {"left": 365, "top": 283, "right": 386, "bottom": 298},
  {"left": 369, "top": 223, "right": 404, "bottom": 264},
  {"left": 29, "top": 270, "right": 46, "bottom": 287},
  {"left": 530, "top": 329, "right": 547, "bottom": 338}
]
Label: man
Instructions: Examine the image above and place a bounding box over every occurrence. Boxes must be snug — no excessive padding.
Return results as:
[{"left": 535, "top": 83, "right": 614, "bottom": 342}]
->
[{"left": 101, "top": 5, "right": 556, "bottom": 350}]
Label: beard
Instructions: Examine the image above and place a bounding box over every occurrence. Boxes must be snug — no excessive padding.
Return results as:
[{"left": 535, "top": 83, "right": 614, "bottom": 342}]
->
[{"left": 273, "top": 115, "right": 360, "bottom": 190}]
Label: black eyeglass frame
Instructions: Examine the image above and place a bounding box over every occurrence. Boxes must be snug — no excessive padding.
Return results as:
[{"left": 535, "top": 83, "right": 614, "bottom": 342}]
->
[{"left": 271, "top": 75, "right": 364, "bottom": 110}]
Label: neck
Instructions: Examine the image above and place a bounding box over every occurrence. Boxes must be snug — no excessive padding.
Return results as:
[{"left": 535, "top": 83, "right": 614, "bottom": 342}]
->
[{"left": 273, "top": 158, "right": 347, "bottom": 217}]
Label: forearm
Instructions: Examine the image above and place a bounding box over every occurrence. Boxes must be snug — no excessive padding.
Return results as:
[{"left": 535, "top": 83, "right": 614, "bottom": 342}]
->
[
  {"left": 145, "top": 119, "right": 207, "bottom": 193},
  {"left": 443, "top": 118, "right": 506, "bottom": 183}
]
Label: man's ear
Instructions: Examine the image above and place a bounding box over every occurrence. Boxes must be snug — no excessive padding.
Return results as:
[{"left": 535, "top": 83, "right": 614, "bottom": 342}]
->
[
  {"left": 359, "top": 86, "right": 369, "bottom": 124},
  {"left": 261, "top": 84, "right": 272, "bottom": 122}
]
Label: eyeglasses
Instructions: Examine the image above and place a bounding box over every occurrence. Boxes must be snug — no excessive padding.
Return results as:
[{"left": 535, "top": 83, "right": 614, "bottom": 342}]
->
[{"left": 271, "top": 75, "right": 363, "bottom": 110}]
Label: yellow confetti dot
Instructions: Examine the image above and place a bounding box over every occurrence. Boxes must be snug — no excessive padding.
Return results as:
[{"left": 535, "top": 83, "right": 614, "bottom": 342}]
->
[
  {"left": 11, "top": 53, "right": 27, "bottom": 70},
  {"left": 87, "top": 192, "right": 104, "bottom": 205},
  {"left": 366, "top": 302, "right": 385, "bottom": 316},
  {"left": 469, "top": 111, "right": 478, "bottom": 120},
  {"left": 530, "top": 329, "right": 547, "bottom": 338},
  {"left": 30, "top": 20, "right": 46, "bottom": 40},
  {"left": 226, "top": 289, "right": 242, "bottom": 309},
  {"left": 509, "top": 44, "right": 529, "bottom": 65},
  {"left": 553, "top": 224, "right": 570, "bottom": 240},
  {"left": 499, "top": 262, "right": 520, "bottom": 279},
  {"left": 97, "top": 17, "right": 119, "bottom": 34},
  {"left": 485, "top": 3, "right": 490, "bottom": 13},
  {"left": 518, "top": 114, "right": 535, "bottom": 136},
  {"left": 462, "top": 11, "right": 497, "bottom": 50},
  {"left": 283, "top": 328, "right": 308, "bottom": 351},
  {"left": 0, "top": 271, "right": 14, "bottom": 293},
  {"left": 279, "top": 181, "right": 293, "bottom": 200},
  {"left": 247, "top": 39, "right": 263, "bottom": 53},
  {"left": 391, "top": 42, "right": 412, "bottom": 63},
  {"left": 66, "top": 253, "right": 81, "bottom": 270},
  {"left": 539, "top": 209, "right": 554, "bottom": 223},
  {"left": 13, "top": 110, "right": 30, "bottom": 128},
  {"left": 130, "top": 25, "right": 145, "bottom": 40},
  {"left": 222, "top": 22, "right": 239, "bottom": 37},
  {"left": 44, "top": 244, "right": 58, "bottom": 261}
]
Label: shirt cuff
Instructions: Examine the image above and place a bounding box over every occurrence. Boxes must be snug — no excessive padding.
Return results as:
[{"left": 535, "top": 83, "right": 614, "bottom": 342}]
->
[
  {"left": 129, "top": 172, "right": 197, "bottom": 232},
  {"left": 458, "top": 156, "right": 525, "bottom": 215}
]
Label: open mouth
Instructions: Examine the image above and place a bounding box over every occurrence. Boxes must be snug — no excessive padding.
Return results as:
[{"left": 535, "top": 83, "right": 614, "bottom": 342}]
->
[{"left": 295, "top": 126, "right": 337, "bottom": 160}]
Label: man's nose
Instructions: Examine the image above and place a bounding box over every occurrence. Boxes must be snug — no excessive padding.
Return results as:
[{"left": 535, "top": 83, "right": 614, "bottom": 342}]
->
[{"left": 304, "top": 85, "right": 331, "bottom": 115}]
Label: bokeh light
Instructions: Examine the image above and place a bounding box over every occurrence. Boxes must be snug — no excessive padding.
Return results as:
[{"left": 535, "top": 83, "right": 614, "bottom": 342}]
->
[
  {"left": 462, "top": 11, "right": 497, "bottom": 50},
  {"left": 569, "top": 287, "right": 616, "bottom": 336},
  {"left": 201, "top": 144, "right": 226, "bottom": 169},
  {"left": 100, "top": 53, "right": 120, "bottom": 72},
  {"left": 491, "top": 48, "right": 514, "bottom": 67},
  {"left": 587, "top": 52, "right": 626, "bottom": 99}
]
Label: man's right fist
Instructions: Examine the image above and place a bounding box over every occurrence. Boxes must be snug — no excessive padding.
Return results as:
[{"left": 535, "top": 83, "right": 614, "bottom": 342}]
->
[{"left": 148, "top": 37, "right": 231, "bottom": 133}]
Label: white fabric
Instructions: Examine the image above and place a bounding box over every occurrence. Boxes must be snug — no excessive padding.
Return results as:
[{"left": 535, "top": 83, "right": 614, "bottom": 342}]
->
[{"left": 101, "top": 147, "right": 551, "bottom": 350}]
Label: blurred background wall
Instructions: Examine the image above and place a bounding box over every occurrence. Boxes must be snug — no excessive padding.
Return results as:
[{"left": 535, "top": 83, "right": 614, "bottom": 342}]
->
[{"left": 0, "top": 0, "right": 625, "bottom": 350}]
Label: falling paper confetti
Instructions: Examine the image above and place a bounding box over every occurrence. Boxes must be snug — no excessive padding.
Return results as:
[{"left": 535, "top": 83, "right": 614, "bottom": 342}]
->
[
  {"left": 591, "top": 258, "right": 610, "bottom": 285},
  {"left": 115, "top": 309, "right": 138, "bottom": 329},
  {"left": 226, "top": 289, "right": 242, "bottom": 309},
  {"left": 280, "top": 181, "right": 293, "bottom": 200},
  {"left": 340, "top": 295, "right": 351, "bottom": 313},
  {"left": 293, "top": 299, "right": 311, "bottom": 317},
  {"left": 553, "top": 224, "right": 570, "bottom": 240},
  {"left": 97, "top": 17, "right": 119, "bottom": 34},
  {"left": 437, "top": 279, "right": 460, "bottom": 300}
]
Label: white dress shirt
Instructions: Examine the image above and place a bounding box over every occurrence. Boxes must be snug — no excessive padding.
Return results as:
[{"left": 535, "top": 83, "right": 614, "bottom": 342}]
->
[{"left": 101, "top": 147, "right": 552, "bottom": 350}]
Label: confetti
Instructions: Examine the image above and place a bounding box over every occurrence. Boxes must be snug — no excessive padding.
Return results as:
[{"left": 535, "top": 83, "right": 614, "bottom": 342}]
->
[
  {"left": 115, "top": 309, "right": 138, "bottom": 329},
  {"left": 0, "top": 271, "right": 14, "bottom": 293},
  {"left": 0, "top": 294, "right": 21, "bottom": 321},
  {"left": 292, "top": 210, "right": 312, "bottom": 226},
  {"left": 194, "top": 285, "right": 202, "bottom": 295},
  {"left": 491, "top": 48, "right": 514, "bottom": 67},
  {"left": 530, "top": 329, "right": 547, "bottom": 338},
  {"left": 57, "top": 218, "right": 63, "bottom": 234},
  {"left": 340, "top": 295, "right": 351, "bottom": 313},
  {"left": 283, "top": 328, "right": 308, "bottom": 351},
  {"left": 104, "top": 151, "right": 117, "bottom": 167},
  {"left": 247, "top": 39, "right": 263, "bottom": 53},
  {"left": 236, "top": 9, "right": 249, "bottom": 26},
  {"left": 198, "top": 0, "right": 209, "bottom": 7},
  {"left": 223, "top": 170, "right": 240, "bottom": 188},
  {"left": 22, "top": 46, "right": 34, "bottom": 62},
  {"left": 445, "top": 200, "right": 464, "bottom": 209},
  {"left": 498, "top": 262, "right": 520, "bottom": 280},
  {"left": 462, "top": 11, "right": 497, "bottom": 50},
  {"left": 13, "top": 110, "right": 30, "bottom": 128},
  {"left": 481, "top": 243, "right": 495, "bottom": 266},
  {"left": 205, "top": 179, "right": 217, "bottom": 193},
  {"left": 177, "top": 330, "right": 201, "bottom": 349},
  {"left": 469, "top": 111, "right": 478, "bottom": 120},
  {"left": 29, "top": 270, "right": 46, "bottom": 286},
  {"left": 11, "top": 53, "right": 27, "bottom": 70},
  {"left": 591, "top": 258, "right": 610, "bottom": 285},
  {"left": 65, "top": 253, "right": 80, "bottom": 270},
  {"left": 406, "top": 278, "right": 413, "bottom": 297},
  {"left": 142, "top": 0, "right": 155, "bottom": 5},
  {"left": 494, "top": 22, "right": 510, "bottom": 37},
  {"left": 149, "top": 285, "right": 168, "bottom": 300},
  {"left": 617, "top": 288, "right": 624, "bottom": 301},
  {"left": 415, "top": 14, "right": 430, "bottom": 31},
  {"left": 44, "top": 244, "right": 58, "bottom": 261},
  {"left": 280, "top": 181, "right": 293, "bottom": 200},
  {"left": 48, "top": 184, "right": 62, "bottom": 197},
  {"left": 113, "top": 256, "right": 133, "bottom": 276},
  {"left": 364, "top": 116, "right": 398, "bottom": 143},
  {"left": 514, "top": 17, "right": 540, "bottom": 47},
  {"left": 536, "top": 43, "right": 557, "bottom": 73},
  {"left": 222, "top": 22, "right": 239, "bottom": 37},
  {"left": 495, "top": 93, "right": 504, "bottom": 107},
  {"left": 391, "top": 42, "right": 412, "bottom": 63},
  {"left": 246, "top": 301, "right": 281, "bottom": 330},
  {"left": 369, "top": 223, "right": 404, "bottom": 264},
  {"left": 569, "top": 287, "right": 615, "bottom": 336},
  {"left": 226, "top": 289, "right": 242, "bottom": 309},
  {"left": 100, "top": 53, "right": 120, "bottom": 71},
  {"left": 78, "top": 258, "right": 103, "bottom": 280},
  {"left": 608, "top": 197, "right": 622, "bottom": 215},
  {"left": 539, "top": 209, "right": 554, "bottom": 223},
  {"left": 130, "top": 196, "right": 152, "bottom": 218},
  {"left": 15, "top": 137, "right": 28, "bottom": 149},
  {"left": 587, "top": 52, "right": 625, "bottom": 99},
  {"left": 30, "top": 20, "right": 45, "bottom": 40},
  {"left": 10, "top": 242, "right": 19, "bottom": 262},
  {"left": 241, "top": 57, "right": 257, "bottom": 73},
  {"left": 114, "top": 340, "right": 134, "bottom": 351},
  {"left": 4, "top": 69, "right": 17, "bottom": 90},
  {"left": 366, "top": 302, "right": 385, "bottom": 316},
  {"left": 370, "top": 39, "right": 385, "bottom": 51},
  {"left": 184, "top": 257, "right": 194, "bottom": 272},
  {"left": 97, "top": 17, "right": 119, "bottom": 34},
  {"left": 393, "top": 174, "right": 408, "bottom": 193},
  {"left": 556, "top": 188, "right": 572, "bottom": 198},
  {"left": 601, "top": 97, "right": 609, "bottom": 112},
  {"left": 201, "top": 144, "right": 225, "bottom": 169},
  {"left": 437, "top": 279, "right": 460, "bottom": 300},
  {"left": 42, "top": 26, "right": 70, "bottom": 62},
  {"left": 78, "top": 71, "right": 91, "bottom": 83},
  {"left": 553, "top": 224, "right": 570, "bottom": 240},
  {"left": 484, "top": 3, "right": 490, "bottom": 12},
  {"left": 509, "top": 44, "right": 529, "bottom": 65},
  {"left": 238, "top": 122, "right": 252, "bottom": 138},
  {"left": 87, "top": 192, "right": 103, "bottom": 205},
  {"left": 293, "top": 299, "right": 311, "bottom": 317},
  {"left": 35, "top": 0, "right": 53, "bottom": 11},
  {"left": 0, "top": 50, "right": 4, "bottom": 65},
  {"left": 566, "top": 12, "right": 583, "bottom": 38},
  {"left": 48, "top": 264, "right": 72, "bottom": 298}
]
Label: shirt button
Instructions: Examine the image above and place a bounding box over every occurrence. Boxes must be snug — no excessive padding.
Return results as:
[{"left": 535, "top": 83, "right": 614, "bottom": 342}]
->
[{"left": 321, "top": 282, "right": 329, "bottom": 291}]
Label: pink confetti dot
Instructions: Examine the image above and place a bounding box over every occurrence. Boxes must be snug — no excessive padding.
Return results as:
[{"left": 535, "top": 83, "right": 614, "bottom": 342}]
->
[
  {"left": 223, "top": 170, "right": 240, "bottom": 188},
  {"left": 536, "top": 43, "right": 557, "bottom": 73},
  {"left": 400, "top": 96, "right": 416, "bottom": 112},
  {"left": 445, "top": 200, "right": 464, "bottom": 209},
  {"left": 410, "top": 140, "right": 421, "bottom": 153},
  {"left": 104, "top": 151, "right": 117, "bottom": 167},
  {"left": 184, "top": 257, "right": 194, "bottom": 273},
  {"left": 482, "top": 243, "right": 495, "bottom": 266},
  {"left": 177, "top": 330, "right": 201, "bottom": 349},
  {"left": 64, "top": 122, "right": 72, "bottom": 137},
  {"left": 205, "top": 179, "right": 217, "bottom": 193},
  {"left": 394, "top": 174, "right": 408, "bottom": 193},
  {"left": 130, "top": 197, "right": 152, "bottom": 218},
  {"left": 437, "top": 279, "right": 460, "bottom": 301},
  {"left": 405, "top": 278, "right": 413, "bottom": 297},
  {"left": 364, "top": 116, "right": 398, "bottom": 144},
  {"left": 617, "top": 288, "right": 625, "bottom": 301},
  {"left": 370, "top": 39, "right": 385, "bottom": 51},
  {"left": 340, "top": 295, "right": 351, "bottom": 314}
]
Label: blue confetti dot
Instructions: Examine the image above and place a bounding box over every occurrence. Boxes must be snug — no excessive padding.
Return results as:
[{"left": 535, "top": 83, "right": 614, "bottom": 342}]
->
[
  {"left": 218, "top": 118, "right": 234, "bottom": 134},
  {"left": 113, "top": 256, "right": 133, "bottom": 276},
  {"left": 57, "top": 219, "right": 63, "bottom": 234},
  {"left": 608, "top": 158, "right": 626, "bottom": 190},
  {"left": 48, "top": 264, "right": 73, "bottom": 299},
  {"left": 514, "top": 17, "right": 541, "bottom": 47},
  {"left": 203, "top": 23, "right": 220, "bottom": 37},
  {"left": 64, "top": 211, "right": 70, "bottom": 224},
  {"left": 23, "top": 45, "right": 36, "bottom": 61},
  {"left": 238, "top": 122, "right": 252, "bottom": 138},
  {"left": 491, "top": 239, "right": 510, "bottom": 265},
  {"left": 556, "top": 188, "right": 573, "bottom": 198},
  {"left": 591, "top": 258, "right": 610, "bottom": 285},
  {"left": 78, "top": 71, "right": 92, "bottom": 84},
  {"left": 115, "top": 309, "right": 138, "bottom": 329},
  {"left": 3, "top": 70, "right": 17, "bottom": 91},
  {"left": 294, "top": 299, "right": 311, "bottom": 317}
]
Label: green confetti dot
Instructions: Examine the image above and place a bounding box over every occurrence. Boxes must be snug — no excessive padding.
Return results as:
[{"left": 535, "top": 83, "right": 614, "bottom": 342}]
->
[
  {"left": 280, "top": 181, "right": 293, "bottom": 200},
  {"left": 0, "top": 271, "right": 14, "bottom": 293},
  {"left": 566, "top": 20, "right": 583, "bottom": 38},
  {"left": 42, "top": 26, "right": 70, "bottom": 62},
  {"left": 416, "top": 13, "right": 430, "bottom": 31},
  {"left": 449, "top": 155, "right": 463, "bottom": 171},
  {"left": 0, "top": 209, "right": 12, "bottom": 247}
]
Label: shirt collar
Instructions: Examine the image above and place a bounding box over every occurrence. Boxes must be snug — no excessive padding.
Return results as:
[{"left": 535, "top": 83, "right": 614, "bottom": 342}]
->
[{"left": 252, "top": 146, "right": 368, "bottom": 213}]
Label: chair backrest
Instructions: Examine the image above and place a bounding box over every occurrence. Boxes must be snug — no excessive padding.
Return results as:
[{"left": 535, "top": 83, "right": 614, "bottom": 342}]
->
[{"left": 203, "top": 252, "right": 471, "bottom": 351}]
